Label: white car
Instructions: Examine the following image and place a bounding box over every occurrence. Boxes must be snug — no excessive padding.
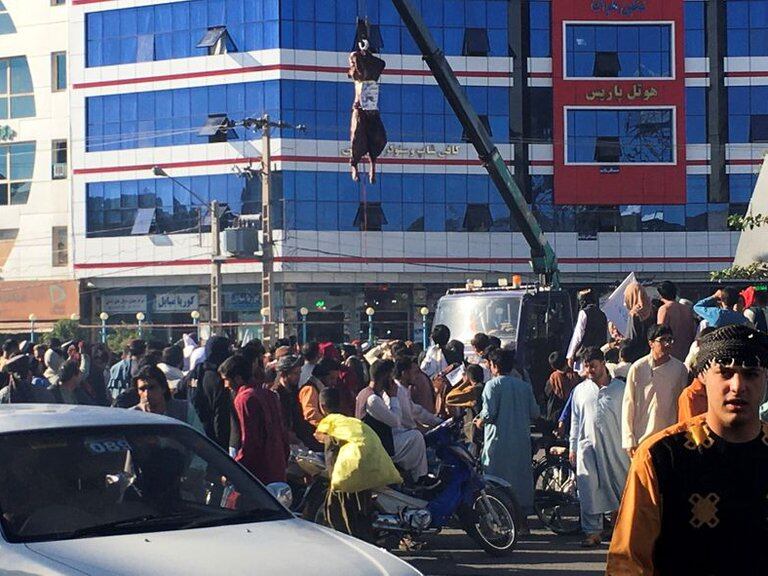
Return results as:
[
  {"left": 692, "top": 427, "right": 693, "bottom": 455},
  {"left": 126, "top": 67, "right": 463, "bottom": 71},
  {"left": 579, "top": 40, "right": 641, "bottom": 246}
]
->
[{"left": 0, "top": 405, "right": 422, "bottom": 576}]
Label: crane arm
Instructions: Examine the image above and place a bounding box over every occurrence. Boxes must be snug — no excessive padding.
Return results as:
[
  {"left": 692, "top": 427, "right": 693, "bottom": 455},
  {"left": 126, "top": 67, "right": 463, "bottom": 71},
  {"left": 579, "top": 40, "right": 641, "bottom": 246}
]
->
[{"left": 389, "top": 0, "right": 560, "bottom": 288}]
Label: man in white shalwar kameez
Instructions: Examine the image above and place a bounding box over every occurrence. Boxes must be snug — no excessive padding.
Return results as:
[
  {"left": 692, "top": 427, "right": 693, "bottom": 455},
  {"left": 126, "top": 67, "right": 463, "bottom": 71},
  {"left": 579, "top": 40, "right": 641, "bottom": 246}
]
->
[
  {"left": 569, "top": 346, "right": 630, "bottom": 548},
  {"left": 357, "top": 360, "right": 429, "bottom": 482}
]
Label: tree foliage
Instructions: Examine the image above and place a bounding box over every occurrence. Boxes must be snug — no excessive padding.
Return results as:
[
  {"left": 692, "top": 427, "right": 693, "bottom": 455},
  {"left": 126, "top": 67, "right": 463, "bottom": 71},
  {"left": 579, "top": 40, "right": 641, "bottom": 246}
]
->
[
  {"left": 49, "top": 319, "right": 86, "bottom": 344},
  {"left": 711, "top": 214, "right": 768, "bottom": 280}
]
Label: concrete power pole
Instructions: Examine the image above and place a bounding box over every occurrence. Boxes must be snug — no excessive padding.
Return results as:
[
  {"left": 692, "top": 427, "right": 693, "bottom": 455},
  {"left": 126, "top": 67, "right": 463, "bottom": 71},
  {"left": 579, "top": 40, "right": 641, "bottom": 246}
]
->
[
  {"left": 260, "top": 118, "right": 275, "bottom": 346},
  {"left": 210, "top": 199, "right": 223, "bottom": 331}
]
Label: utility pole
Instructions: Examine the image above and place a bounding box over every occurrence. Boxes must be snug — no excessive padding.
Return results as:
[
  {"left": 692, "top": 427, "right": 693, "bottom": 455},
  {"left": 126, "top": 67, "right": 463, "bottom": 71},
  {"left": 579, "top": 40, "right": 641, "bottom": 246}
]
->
[
  {"left": 210, "top": 199, "right": 223, "bottom": 331},
  {"left": 260, "top": 118, "right": 275, "bottom": 346}
]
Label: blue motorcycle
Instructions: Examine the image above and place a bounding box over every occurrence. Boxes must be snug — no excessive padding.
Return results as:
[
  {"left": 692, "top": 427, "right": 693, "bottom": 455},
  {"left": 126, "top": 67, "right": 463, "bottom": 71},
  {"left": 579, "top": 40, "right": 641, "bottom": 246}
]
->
[{"left": 295, "top": 417, "right": 520, "bottom": 557}]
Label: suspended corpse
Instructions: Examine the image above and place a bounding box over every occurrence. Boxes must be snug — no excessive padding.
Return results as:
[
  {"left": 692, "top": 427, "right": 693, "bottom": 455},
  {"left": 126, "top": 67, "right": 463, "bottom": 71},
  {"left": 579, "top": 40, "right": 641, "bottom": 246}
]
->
[{"left": 348, "top": 23, "right": 388, "bottom": 183}]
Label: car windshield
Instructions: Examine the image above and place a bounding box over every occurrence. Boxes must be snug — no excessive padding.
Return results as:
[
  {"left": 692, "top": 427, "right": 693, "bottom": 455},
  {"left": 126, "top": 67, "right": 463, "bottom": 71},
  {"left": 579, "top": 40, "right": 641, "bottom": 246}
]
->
[
  {"left": 0, "top": 424, "right": 290, "bottom": 543},
  {"left": 433, "top": 295, "right": 522, "bottom": 344}
]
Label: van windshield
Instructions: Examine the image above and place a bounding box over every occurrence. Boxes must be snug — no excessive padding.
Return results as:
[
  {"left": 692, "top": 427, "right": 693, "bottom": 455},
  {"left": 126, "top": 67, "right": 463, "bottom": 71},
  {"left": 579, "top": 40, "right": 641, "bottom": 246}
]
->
[{"left": 433, "top": 295, "right": 522, "bottom": 344}]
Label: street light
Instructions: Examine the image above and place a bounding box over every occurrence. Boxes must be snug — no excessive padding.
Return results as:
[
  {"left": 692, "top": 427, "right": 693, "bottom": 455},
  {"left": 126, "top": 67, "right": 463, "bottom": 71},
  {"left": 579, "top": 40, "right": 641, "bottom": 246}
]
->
[
  {"left": 28, "top": 313, "right": 36, "bottom": 344},
  {"left": 365, "top": 307, "right": 375, "bottom": 345},
  {"left": 99, "top": 312, "right": 109, "bottom": 344},
  {"left": 419, "top": 306, "right": 430, "bottom": 350},
  {"left": 136, "top": 312, "right": 145, "bottom": 337},
  {"left": 191, "top": 310, "right": 200, "bottom": 340},
  {"left": 299, "top": 307, "right": 309, "bottom": 344}
]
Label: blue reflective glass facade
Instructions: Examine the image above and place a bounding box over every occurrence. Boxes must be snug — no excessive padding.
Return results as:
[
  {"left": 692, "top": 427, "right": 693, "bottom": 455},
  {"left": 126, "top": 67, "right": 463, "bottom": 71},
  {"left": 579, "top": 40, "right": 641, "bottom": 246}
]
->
[
  {"left": 726, "top": 0, "right": 768, "bottom": 56},
  {"left": 86, "top": 80, "right": 510, "bottom": 152},
  {"left": 80, "top": 1, "right": 763, "bottom": 239},
  {"left": 86, "top": 174, "right": 259, "bottom": 237},
  {"left": 85, "top": 0, "right": 509, "bottom": 67},
  {"left": 86, "top": 0, "right": 280, "bottom": 67},
  {"left": 566, "top": 109, "right": 674, "bottom": 164},
  {"left": 686, "top": 87, "right": 707, "bottom": 144},
  {"left": 728, "top": 86, "right": 768, "bottom": 142},
  {"left": 684, "top": 1, "right": 706, "bottom": 57},
  {"left": 528, "top": 0, "right": 550, "bottom": 57},
  {"left": 565, "top": 24, "right": 672, "bottom": 78}
]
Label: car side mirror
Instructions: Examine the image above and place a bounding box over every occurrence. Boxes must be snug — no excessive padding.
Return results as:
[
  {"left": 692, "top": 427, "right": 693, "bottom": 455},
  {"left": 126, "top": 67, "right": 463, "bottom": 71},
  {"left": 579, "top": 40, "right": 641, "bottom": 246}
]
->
[{"left": 266, "top": 482, "right": 293, "bottom": 509}]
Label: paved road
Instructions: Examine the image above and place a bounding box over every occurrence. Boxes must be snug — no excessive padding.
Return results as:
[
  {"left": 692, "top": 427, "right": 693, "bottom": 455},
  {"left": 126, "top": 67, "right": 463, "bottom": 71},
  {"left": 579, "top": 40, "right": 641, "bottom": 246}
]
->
[{"left": 395, "top": 525, "right": 607, "bottom": 576}]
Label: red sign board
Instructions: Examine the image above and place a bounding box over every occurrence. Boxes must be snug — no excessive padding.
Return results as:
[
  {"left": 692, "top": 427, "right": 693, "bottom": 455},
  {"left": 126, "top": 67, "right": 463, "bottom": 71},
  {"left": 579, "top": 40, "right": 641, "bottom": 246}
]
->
[{"left": 552, "top": 1, "right": 686, "bottom": 205}]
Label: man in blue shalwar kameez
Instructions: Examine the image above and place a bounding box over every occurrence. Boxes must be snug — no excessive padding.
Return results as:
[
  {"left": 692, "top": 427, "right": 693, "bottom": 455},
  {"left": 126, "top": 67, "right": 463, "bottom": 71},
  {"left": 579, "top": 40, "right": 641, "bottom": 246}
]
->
[
  {"left": 569, "top": 346, "right": 630, "bottom": 548},
  {"left": 475, "top": 348, "right": 540, "bottom": 532}
]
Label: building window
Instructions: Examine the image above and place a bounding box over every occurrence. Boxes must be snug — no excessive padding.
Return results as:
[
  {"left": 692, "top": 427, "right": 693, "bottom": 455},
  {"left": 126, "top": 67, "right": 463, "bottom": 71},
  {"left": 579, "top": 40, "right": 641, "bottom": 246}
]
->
[
  {"left": 528, "top": 87, "right": 553, "bottom": 142},
  {"left": 0, "top": 57, "right": 35, "bottom": 118},
  {"left": 529, "top": 0, "right": 551, "bottom": 57},
  {"left": 728, "top": 86, "right": 768, "bottom": 143},
  {"left": 727, "top": 0, "right": 768, "bottom": 56},
  {"left": 463, "top": 28, "right": 490, "bottom": 57},
  {"left": 51, "top": 52, "right": 66, "bottom": 92},
  {"left": 52, "top": 226, "right": 68, "bottom": 267},
  {"left": 565, "top": 24, "right": 673, "bottom": 78},
  {"left": 0, "top": 142, "right": 35, "bottom": 205},
  {"left": 353, "top": 202, "right": 387, "bottom": 231},
  {"left": 750, "top": 115, "right": 768, "bottom": 143},
  {"left": 463, "top": 204, "right": 492, "bottom": 232},
  {"left": 685, "top": 1, "right": 706, "bottom": 57},
  {"left": 686, "top": 87, "right": 708, "bottom": 144},
  {"left": 50, "top": 0, "right": 66, "bottom": 6},
  {"left": 0, "top": 2, "right": 15, "bottom": 35},
  {"left": 51, "top": 139, "right": 67, "bottom": 180},
  {"left": 566, "top": 108, "right": 675, "bottom": 164},
  {"left": 86, "top": 174, "right": 258, "bottom": 238}
]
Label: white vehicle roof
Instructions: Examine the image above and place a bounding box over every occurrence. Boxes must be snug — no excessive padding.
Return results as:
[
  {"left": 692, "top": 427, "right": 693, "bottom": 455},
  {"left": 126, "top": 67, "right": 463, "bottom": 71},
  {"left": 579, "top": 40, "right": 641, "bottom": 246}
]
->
[{"left": 0, "top": 404, "right": 179, "bottom": 434}]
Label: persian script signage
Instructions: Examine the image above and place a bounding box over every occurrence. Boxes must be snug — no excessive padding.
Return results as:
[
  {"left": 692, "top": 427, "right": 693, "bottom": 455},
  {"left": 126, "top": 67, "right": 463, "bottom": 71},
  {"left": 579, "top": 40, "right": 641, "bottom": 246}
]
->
[
  {"left": 591, "top": 0, "right": 646, "bottom": 17},
  {"left": 102, "top": 294, "right": 148, "bottom": 314},
  {"left": 154, "top": 292, "right": 199, "bottom": 313},
  {"left": 585, "top": 84, "right": 659, "bottom": 103}
]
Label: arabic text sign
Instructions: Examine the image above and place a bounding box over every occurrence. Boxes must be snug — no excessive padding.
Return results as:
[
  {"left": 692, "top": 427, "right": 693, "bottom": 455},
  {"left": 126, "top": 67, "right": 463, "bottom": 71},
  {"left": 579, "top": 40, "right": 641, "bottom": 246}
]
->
[
  {"left": 601, "top": 272, "right": 636, "bottom": 337},
  {"left": 102, "top": 294, "right": 148, "bottom": 314},
  {"left": 585, "top": 84, "right": 659, "bottom": 103},
  {"left": 154, "top": 292, "right": 199, "bottom": 313},
  {"left": 591, "top": 0, "right": 646, "bottom": 17},
  {"left": 224, "top": 291, "right": 261, "bottom": 312},
  {"left": 340, "top": 144, "right": 461, "bottom": 159}
]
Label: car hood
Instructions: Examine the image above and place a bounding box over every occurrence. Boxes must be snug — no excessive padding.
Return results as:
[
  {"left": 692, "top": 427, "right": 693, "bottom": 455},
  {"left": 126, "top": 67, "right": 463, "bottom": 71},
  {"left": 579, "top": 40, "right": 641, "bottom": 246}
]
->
[{"left": 25, "top": 518, "right": 420, "bottom": 576}]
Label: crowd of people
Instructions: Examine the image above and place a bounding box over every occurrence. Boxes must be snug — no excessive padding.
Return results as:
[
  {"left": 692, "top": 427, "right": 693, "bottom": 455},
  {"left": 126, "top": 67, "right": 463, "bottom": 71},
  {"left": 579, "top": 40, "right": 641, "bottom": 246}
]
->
[{"left": 0, "top": 278, "right": 766, "bottom": 573}]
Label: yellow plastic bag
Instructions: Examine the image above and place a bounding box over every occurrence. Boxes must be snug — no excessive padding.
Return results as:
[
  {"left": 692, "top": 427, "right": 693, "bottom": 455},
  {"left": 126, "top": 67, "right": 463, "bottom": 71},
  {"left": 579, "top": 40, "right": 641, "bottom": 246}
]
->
[{"left": 316, "top": 413, "right": 402, "bottom": 492}]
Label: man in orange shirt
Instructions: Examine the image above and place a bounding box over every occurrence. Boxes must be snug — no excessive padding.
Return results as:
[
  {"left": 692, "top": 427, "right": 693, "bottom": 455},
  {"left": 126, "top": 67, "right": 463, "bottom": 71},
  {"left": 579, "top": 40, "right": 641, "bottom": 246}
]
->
[
  {"left": 607, "top": 325, "right": 768, "bottom": 575},
  {"left": 677, "top": 377, "right": 707, "bottom": 423}
]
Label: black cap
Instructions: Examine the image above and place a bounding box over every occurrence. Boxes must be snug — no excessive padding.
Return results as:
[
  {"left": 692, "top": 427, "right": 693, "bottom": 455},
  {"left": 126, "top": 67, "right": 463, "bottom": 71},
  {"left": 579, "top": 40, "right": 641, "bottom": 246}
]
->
[{"left": 694, "top": 325, "right": 768, "bottom": 375}]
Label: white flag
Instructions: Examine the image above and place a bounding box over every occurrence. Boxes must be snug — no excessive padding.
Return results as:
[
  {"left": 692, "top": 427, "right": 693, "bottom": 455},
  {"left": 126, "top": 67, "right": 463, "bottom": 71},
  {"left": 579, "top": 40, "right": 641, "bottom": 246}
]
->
[{"left": 601, "top": 272, "right": 636, "bottom": 337}]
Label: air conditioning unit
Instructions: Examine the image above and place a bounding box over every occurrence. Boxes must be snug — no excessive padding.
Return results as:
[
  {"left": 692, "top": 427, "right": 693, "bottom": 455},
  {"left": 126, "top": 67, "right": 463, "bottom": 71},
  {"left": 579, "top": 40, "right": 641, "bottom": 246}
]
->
[{"left": 52, "top": 163, "right": 67, "bottom": 180}]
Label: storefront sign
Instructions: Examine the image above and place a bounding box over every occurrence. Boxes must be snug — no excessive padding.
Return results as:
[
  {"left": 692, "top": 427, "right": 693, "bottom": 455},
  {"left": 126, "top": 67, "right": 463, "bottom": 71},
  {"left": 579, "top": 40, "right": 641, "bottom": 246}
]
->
[
  {"left": 591, "top": 0, "right": 646, "bottom": 17},
  {"left": 585, "top": 84, "right": 659, "bottom": 103},
  {"left": 0, "top": 280, "right": 79, "bottom": 321},
  {"left": 154, "top": 292, "right": 199, "bottom": 313},
  {"left": 102, "top": 294, "right": 147, "bottom": 314},
  {"left": 224, "top": 291, "right": 261, "bottom": 312}
]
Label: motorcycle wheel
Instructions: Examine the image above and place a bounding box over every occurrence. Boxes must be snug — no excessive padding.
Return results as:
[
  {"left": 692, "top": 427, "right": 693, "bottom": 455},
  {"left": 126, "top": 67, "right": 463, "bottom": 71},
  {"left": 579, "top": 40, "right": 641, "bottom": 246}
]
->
[
  {"left": 459, "top": 484, "right": 518, "bottom": 557},
  {"left": 302, "top": 483, "right": 329, "bottom": 526},
  {"left": 533, "top": 459, "right": 580, "bottom": 535}
]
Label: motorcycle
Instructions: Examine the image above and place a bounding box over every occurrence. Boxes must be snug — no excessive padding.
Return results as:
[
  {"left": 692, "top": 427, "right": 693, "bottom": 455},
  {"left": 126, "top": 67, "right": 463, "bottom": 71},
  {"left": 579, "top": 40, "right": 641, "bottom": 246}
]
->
[{"left": 292, "top": 417, "right": 520, "bottom": 557}]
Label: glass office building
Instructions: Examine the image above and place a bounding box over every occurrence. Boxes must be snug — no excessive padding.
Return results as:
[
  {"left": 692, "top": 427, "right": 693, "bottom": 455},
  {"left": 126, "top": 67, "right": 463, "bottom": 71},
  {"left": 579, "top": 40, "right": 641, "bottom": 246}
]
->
[{"left": 70, "top": 1, "right": 767, "bottom": 338}]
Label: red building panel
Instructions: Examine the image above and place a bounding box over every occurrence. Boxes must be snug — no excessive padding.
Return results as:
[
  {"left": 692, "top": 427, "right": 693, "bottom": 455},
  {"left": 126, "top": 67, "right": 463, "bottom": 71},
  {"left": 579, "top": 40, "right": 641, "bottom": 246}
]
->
[{"left": 552, "top": 1, "right": 686, "bottom": 205}]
